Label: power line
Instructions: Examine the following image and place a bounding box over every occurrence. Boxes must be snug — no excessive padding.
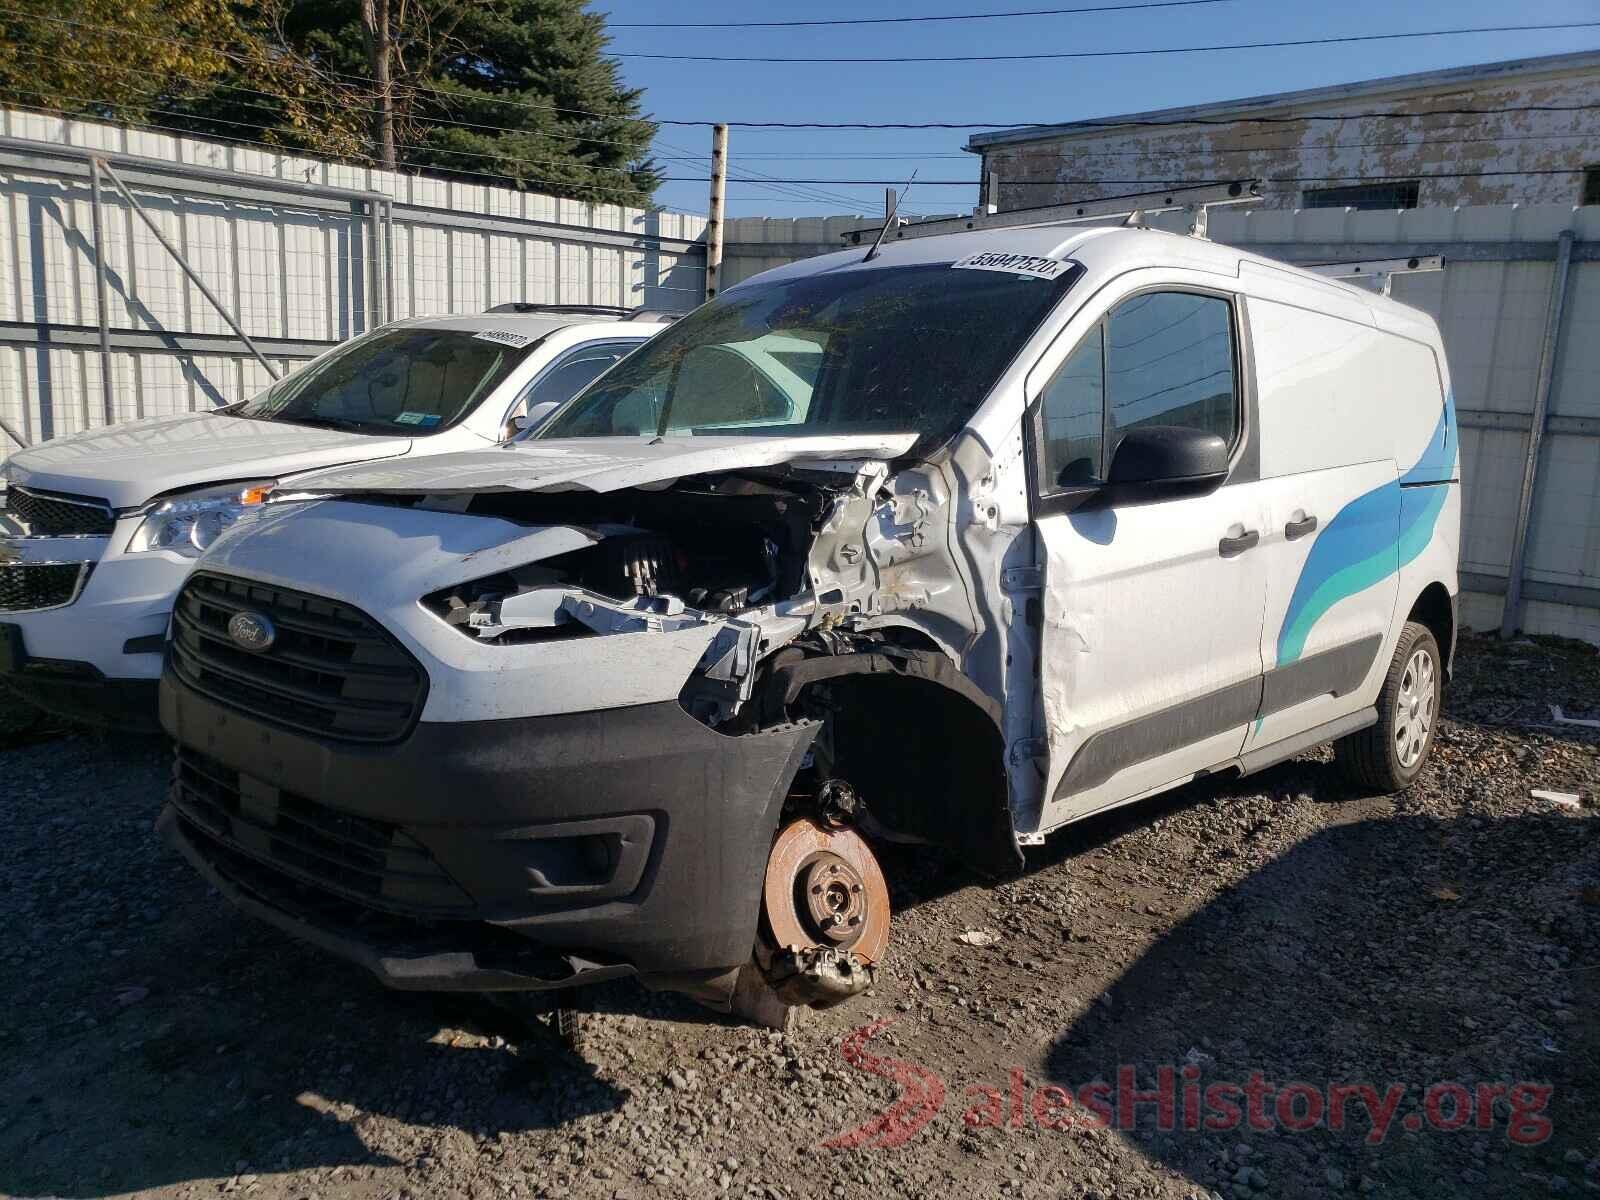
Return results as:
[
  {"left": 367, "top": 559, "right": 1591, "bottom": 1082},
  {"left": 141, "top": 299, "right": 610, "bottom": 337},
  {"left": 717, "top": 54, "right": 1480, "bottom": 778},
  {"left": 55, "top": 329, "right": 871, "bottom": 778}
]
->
[
  {"left": 708, "top": 168, "right": 1590, "bottom": 185},
  {"left": 609, "top": 0, "right": 1232, "bottom": 28},
  {"left": 609, "top": 22, "right": 1600, "bottom": 63},
  {"left": 5, "top": 4, "right": 1599, "bottom": 131},
  {"left": 689, "top": 101, "right": 1600, "bottom": 130}
]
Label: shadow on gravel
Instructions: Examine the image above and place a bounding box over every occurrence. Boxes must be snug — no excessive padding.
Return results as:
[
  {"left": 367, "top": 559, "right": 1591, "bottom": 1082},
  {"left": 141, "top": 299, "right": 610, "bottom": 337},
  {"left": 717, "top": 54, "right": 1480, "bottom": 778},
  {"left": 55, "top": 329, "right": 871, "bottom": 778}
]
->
[
  {"left": 1, "top": 919, "right": 629, "bottom": 1197},
  {"left": 1043, "top": 807, "right": 1599, "bottom": 1198}
]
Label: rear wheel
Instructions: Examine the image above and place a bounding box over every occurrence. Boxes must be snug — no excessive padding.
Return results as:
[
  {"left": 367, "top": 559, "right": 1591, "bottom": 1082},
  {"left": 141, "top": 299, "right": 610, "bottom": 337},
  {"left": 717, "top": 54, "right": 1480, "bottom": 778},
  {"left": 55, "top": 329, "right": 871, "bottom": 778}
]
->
[{"left": 1334, "top": 621, "right": 1441, "bottom": 792}]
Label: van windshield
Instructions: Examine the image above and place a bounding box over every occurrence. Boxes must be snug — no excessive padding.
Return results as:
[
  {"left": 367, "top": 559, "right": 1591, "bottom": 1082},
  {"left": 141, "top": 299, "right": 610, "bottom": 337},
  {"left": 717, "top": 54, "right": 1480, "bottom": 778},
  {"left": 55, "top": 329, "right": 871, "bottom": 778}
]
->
[
  {"left": 233, "top": 327, "right": 538, "bottom": 436},
  {"left": 535, "top": 261, "right": 1079, "bottom": 452}
]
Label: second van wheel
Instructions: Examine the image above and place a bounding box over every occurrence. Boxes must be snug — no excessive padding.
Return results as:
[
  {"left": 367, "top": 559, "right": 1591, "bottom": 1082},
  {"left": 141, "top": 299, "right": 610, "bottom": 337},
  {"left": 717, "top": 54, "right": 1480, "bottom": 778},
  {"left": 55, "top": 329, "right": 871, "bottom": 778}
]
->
[{"left": 1334, "top": 621, "right": 1442, "bottom": 793}]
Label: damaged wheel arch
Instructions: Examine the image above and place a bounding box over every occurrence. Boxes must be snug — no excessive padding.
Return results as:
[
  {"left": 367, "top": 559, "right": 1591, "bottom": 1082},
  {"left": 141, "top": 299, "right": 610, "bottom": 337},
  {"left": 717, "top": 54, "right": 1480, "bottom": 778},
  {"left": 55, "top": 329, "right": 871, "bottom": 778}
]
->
[{"left": 751, "top": 645, "right": 1024, "bottom": 878}]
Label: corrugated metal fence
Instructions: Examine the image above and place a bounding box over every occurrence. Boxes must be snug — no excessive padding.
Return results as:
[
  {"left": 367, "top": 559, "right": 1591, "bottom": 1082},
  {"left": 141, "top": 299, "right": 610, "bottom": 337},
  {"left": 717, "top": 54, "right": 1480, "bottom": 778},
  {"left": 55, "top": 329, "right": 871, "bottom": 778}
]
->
[
  {"left": 723, "top": 204, "right": 1600, "bottom": 643},
  {"left": 0, "top": 108, "right": 707, "bottom": 455}
]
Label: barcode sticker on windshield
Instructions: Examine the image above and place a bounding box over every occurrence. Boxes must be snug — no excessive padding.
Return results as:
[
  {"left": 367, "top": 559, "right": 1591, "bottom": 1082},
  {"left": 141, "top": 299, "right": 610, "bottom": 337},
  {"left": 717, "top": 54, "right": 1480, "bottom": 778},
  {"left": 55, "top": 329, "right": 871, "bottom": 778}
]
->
[
  {"left": 473, "top": 329, "right": 536, "bottom": 349},
  {"left": 951, "top": 251, "right": 1072, "bottom": 280},
  {"left": 394, "top": 411, "right": 442, "bottom": 427}
]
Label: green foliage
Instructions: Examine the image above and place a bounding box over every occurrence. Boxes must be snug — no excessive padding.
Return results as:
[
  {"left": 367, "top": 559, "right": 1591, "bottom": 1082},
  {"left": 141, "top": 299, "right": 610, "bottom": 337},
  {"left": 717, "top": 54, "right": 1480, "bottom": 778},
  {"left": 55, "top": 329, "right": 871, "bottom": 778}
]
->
[{"left": 0, "top": 0, "right": 660, "bottom": 206}]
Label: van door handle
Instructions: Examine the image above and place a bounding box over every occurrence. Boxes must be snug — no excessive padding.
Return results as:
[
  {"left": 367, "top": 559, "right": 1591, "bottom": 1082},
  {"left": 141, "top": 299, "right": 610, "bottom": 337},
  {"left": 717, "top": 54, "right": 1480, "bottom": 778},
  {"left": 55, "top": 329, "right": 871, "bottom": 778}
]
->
[
  {"left": 1285, "top": 514, "right": 1319, "bottom": 540},
  {"left": 1218, "top": 529, "right": 1260, "bottom": 557}
]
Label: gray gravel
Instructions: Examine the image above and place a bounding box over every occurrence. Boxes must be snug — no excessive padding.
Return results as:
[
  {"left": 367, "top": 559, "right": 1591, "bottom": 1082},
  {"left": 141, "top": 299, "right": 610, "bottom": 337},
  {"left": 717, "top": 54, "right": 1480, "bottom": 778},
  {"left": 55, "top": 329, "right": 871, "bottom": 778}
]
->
[{"left": 1, "top": 632, "right": 1596, "bottom": 1199}]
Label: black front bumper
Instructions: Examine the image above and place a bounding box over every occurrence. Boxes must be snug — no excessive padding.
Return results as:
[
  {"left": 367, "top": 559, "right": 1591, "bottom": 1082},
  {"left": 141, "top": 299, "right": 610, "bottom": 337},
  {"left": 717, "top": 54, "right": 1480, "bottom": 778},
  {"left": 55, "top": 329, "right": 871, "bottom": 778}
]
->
[
  {"left": 0, "top": 622, "right": 162, "bottom": 731},
  {"left": 159, "top": 678, "right": 819, "bottom": 991}
]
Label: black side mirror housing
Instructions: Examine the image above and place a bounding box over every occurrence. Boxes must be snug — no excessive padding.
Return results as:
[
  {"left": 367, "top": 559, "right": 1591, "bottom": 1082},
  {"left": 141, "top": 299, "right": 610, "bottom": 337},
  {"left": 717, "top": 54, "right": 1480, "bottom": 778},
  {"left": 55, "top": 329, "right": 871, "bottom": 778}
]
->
[{"left": 1105, "top": 425, "right": 1229, "bottom": 498}]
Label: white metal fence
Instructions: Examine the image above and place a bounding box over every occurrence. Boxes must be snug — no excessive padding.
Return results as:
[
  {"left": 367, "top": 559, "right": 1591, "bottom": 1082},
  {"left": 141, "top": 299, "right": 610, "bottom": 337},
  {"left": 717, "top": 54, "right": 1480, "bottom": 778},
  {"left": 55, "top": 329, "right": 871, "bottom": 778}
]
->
[
  {"left": 723, "top": 204, "right": 1600, "bottom": 643},
  {"left": 0, "top": 107, "right": 707, "bottom": 454}
]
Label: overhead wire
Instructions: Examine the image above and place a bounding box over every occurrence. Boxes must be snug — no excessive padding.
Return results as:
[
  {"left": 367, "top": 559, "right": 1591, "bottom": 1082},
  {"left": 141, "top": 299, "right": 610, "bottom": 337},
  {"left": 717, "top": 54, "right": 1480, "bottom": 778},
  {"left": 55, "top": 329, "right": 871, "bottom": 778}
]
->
[
  {"left": 609, "top": 0, "right": 1235, "bottom": 27},
  {"left": 606, "top": 22, "right": 1600, "bottom": 63}
]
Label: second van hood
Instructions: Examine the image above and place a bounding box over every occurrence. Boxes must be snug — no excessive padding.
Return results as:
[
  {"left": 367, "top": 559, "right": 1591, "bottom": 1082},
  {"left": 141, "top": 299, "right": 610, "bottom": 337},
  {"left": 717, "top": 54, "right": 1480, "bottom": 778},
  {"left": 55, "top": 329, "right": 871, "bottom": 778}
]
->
[
  {"left": 293, "top": 432, "right": 921, "bottom": 495},
  {"left": 4, "top": 411, "right": 415, "bottom": 510}
]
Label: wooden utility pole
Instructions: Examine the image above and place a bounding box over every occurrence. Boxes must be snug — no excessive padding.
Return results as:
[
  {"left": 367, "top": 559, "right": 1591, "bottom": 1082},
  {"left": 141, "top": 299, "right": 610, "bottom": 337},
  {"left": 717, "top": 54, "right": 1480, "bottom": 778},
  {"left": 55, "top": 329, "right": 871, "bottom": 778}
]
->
[
  {"left": 705, "top": 123, "right": 728, "bottom": 301},
  {"left": 360, "top": 0, "right": 397, "bottom": 170}
]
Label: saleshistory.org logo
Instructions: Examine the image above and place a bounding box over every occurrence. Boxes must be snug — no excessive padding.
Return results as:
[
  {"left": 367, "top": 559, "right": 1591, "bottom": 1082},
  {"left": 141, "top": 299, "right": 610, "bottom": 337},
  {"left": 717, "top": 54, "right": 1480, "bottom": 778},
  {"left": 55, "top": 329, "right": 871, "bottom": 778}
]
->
[{"left": 822, "top": 1020, "right": 1554, "bottom": 1151}]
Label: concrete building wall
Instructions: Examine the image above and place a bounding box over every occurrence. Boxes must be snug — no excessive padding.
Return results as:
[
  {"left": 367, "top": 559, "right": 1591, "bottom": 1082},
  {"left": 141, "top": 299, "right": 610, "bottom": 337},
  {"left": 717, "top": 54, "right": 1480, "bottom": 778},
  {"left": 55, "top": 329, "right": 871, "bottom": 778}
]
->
[{"left": 972, "top": 54, "right": 1600, "bottom": 213}]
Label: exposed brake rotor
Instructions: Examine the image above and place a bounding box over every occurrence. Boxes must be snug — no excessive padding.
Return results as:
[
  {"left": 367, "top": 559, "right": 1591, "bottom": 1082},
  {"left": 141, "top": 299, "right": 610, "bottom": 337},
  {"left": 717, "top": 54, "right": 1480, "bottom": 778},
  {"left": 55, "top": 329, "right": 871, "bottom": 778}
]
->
[{"left": 762, "top": 816, "right": 890, "bottom": 966}]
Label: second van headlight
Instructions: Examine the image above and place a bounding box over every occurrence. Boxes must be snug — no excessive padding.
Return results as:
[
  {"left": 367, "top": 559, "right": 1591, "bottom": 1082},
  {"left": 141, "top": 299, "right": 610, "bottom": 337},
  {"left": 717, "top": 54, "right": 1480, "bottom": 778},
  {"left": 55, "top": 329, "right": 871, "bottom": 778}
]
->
[{"left": 129, "top": 481, "right": 276, "bottom": 557}]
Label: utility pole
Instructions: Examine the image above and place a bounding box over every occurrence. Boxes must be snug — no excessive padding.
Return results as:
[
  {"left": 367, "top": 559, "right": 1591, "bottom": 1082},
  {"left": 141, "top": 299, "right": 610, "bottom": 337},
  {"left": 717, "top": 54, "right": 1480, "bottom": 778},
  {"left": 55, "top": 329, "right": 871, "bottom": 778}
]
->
[
  {"left": 360, "top": 0, "right": 397, "bottom": 170},
  {"left": 705, "top": 123, "right": 728, "bottom": 301}
]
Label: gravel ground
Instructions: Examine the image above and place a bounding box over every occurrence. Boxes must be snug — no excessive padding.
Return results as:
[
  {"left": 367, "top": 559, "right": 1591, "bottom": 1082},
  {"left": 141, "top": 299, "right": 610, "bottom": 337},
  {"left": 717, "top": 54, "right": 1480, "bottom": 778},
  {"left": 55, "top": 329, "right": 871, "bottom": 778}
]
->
[{"left": 2, "top": 632, "right": 1597, "bottom": 1200}]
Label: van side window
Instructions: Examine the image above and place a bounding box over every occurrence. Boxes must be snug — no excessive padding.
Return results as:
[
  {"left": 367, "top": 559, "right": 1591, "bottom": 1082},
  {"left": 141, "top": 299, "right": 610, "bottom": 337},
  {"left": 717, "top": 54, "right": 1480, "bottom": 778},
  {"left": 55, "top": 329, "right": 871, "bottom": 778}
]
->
[
  {"left": 1039, "top": 326, "right": 1105, "bottom": 488},
  {"left": 1106, "top": 292, "right": 1237, "bottom": 453}
]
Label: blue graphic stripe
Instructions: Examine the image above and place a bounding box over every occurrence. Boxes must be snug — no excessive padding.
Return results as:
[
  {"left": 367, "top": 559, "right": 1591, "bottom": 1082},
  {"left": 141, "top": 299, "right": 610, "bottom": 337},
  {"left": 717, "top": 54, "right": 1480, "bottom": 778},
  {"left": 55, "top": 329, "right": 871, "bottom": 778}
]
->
[{"left": 1274, "top": 395, "right": 1455, "bottom": 667}]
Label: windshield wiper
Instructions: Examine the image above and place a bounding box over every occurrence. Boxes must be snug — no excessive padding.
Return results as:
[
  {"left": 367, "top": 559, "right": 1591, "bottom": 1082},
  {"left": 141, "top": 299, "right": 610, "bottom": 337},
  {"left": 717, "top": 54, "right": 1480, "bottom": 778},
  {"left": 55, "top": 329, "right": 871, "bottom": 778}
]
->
[{"left": 272, "top": 414, "right": 392, "bottom": 434}]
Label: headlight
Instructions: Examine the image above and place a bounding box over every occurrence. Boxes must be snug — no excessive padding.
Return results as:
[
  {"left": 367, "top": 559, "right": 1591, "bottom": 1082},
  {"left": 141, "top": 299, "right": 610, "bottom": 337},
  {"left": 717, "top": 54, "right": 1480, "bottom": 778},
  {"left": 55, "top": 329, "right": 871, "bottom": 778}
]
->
[{"left": 129, "top": 481, "right": 275, "bottom": 557}]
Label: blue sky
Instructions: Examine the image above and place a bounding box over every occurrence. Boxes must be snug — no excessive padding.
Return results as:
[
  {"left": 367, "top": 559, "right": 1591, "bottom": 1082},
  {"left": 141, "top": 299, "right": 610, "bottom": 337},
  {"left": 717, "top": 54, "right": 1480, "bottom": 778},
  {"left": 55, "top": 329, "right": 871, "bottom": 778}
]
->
[{"left": 594, "top": 0, "right": 1599, "bottom": 217}]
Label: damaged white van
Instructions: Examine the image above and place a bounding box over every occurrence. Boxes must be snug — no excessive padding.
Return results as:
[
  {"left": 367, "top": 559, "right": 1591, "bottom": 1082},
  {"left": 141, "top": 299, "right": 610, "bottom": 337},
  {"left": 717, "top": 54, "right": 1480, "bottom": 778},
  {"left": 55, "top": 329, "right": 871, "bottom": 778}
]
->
[
  {"left": 157, "top": 224, "right": 1460, "bottom": 1019},
  {"left": 0, "top": 308, "right": 664, "bottom": 727}
]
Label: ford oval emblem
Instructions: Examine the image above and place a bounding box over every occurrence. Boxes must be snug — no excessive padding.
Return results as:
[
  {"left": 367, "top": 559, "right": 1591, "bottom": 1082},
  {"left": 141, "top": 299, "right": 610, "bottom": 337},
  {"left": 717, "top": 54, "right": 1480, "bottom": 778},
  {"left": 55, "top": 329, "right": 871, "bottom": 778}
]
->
[{"left": 227, "top": 611, "right": 276, "bottom": 653}]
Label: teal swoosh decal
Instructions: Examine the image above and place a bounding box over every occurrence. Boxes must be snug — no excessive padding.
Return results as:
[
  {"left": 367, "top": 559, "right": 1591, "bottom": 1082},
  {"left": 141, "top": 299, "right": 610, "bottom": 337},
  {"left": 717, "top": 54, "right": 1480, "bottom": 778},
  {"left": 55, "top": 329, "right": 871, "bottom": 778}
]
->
[{"left": 1274, "top": 395, "right": 1456, "bottom": 667}]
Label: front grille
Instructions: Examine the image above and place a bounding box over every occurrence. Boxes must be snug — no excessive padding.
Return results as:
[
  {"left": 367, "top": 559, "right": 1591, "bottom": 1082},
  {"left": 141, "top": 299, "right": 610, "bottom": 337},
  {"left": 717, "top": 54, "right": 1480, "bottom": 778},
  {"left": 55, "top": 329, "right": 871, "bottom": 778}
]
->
[
  {"left": 171, "top": 746, "right": 473, "bottom": 915},
  {"left": 170, "top": 571, "right": 427, "bottom": 743},
  {"left": 0, "top": 562, "right": 88, "bottom": 612},
  {"left": 6, "top": 487, "right": 115, "bottom": 536}
]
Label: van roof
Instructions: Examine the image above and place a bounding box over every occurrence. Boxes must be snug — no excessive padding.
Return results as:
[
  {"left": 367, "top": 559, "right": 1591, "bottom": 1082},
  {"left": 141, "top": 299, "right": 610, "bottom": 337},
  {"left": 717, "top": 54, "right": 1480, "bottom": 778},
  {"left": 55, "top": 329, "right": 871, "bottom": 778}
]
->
[
  {"left": 387, "top": 311, "right": 653, "bottom": 340},
  {"left": 730, "top": 224, "right": 1438, "bottom": 339}
]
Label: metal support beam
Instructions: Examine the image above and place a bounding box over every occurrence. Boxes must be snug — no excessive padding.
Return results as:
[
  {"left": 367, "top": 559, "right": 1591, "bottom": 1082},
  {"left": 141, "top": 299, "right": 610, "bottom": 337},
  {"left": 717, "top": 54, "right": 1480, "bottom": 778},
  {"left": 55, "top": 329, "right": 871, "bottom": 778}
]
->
[
  {"left": 1500, "top": 230, "right": 1575, "bottom": 639},
  {"left": 87, "top": 158, "right": 114, "bottom": 426},
  {"left": 96, "top": 159, "right": 280, "bottom": 380},
  {"left": 367, "top": 199, "right": 384, "bottom": 330},
  {"left": 1304, "top": 255, "right": 1444, "bottom": 296}
]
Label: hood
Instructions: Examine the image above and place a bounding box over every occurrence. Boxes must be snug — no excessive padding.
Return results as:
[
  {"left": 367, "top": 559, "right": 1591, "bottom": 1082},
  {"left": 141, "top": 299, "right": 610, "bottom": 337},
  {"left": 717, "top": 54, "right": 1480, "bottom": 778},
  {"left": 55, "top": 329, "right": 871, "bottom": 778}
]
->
[
  {"left": 4, "top": 412, "right": 414, "bottom": 509},
  {"left": 291, "top": 433, "right": 921, "bottom": 496}
]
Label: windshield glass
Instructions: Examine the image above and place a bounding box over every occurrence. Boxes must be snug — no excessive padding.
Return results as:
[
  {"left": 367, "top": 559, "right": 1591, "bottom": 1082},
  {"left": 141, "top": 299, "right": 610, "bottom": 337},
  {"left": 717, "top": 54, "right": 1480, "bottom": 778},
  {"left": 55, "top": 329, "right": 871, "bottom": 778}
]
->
[
  {"left": 535, "top": 261, "right": 1079, "bottom": 452},
  {"left": 234, "top": 327, "right": 538, "bottom": 435}
]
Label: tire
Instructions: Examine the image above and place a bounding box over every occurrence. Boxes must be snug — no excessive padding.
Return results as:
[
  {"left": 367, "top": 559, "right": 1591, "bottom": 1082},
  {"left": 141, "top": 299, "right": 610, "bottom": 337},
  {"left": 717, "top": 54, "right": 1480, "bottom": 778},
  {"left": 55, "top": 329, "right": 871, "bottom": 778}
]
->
[{"left": 1334, "top": 621, "right": 1442, "bottom": 792}]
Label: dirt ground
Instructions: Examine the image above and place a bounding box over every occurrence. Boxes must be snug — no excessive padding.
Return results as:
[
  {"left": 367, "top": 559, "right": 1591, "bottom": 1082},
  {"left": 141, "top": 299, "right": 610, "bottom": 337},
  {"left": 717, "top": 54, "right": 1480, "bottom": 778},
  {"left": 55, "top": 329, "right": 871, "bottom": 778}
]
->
[{"left": 2, "top": 632, "right": 1597, "bottom": 1200}]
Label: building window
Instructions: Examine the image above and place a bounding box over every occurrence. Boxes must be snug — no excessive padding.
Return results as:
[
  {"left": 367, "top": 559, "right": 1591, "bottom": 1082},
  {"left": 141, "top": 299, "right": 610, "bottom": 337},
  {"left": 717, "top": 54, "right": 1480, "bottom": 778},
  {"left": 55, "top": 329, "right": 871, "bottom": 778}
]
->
[
  {"left": 1302, "top": 181, "right": 1420, "bottom": 211},
  {"left": 1584, "top": 166, "right": 1600, "bottom": 207}
]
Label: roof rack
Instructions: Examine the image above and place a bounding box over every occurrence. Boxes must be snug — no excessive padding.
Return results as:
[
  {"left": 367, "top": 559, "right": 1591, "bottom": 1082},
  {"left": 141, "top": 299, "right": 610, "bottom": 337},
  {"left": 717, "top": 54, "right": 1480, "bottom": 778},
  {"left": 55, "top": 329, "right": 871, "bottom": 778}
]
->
[
  {"left": 840, "top": 180, "right": 1261, "bottom": 246},
  {"left": 485, "top": 302, "right": 632, "bottom": 317},
  {"left": 1303, "top": 255, "right": 1444, "bottom": 297}
]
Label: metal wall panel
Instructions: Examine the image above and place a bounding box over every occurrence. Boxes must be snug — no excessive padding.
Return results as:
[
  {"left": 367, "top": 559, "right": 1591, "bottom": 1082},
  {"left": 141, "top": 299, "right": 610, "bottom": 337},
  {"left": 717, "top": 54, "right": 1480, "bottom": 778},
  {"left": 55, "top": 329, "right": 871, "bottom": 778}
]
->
[{"left": 0, "top": 106, "right": 707, "bottom": 470}]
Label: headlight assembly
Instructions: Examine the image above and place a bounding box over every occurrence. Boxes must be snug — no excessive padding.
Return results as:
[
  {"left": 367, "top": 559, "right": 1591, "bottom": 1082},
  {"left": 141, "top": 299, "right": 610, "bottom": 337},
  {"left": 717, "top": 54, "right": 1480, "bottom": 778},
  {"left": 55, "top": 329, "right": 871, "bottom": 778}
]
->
[{"left": 129, "top": 481, "right": 275, "bottom": 557}]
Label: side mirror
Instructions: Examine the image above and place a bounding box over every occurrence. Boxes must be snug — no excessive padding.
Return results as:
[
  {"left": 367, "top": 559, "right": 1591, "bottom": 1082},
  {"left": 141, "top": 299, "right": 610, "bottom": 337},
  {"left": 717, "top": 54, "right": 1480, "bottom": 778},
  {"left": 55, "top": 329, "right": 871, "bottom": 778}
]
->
[
  {"left": 517, "top": 399, "right": 562, "bottom": 435},
  {"left": 1105, "top": 425, "right": 1229, "bottom": 497}
]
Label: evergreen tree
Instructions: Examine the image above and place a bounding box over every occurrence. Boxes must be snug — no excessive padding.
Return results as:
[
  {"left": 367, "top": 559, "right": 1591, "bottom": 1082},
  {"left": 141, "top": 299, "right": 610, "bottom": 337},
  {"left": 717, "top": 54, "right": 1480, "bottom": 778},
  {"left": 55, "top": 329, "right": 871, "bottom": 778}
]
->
[{"left": 0, "top": 0, "right": 660, "bottom": 207}]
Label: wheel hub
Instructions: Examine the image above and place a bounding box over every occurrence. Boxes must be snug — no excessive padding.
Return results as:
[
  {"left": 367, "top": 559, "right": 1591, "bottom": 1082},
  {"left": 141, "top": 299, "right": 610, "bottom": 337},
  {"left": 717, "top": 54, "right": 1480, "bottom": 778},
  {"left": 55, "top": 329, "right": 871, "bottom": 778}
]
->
[{"left": 762, "top": 817, "right": 890, "bottom": 964}]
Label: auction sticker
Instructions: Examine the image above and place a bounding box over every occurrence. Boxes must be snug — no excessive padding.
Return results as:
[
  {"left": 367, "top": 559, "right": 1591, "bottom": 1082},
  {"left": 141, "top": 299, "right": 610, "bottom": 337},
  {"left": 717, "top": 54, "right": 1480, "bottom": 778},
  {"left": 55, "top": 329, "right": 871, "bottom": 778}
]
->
[
  {"left": 951, "top": 251, "right": 1072, "bottom": 280},
  {"left": 473, "top": 329, "right": 536, "bottom": 349}
]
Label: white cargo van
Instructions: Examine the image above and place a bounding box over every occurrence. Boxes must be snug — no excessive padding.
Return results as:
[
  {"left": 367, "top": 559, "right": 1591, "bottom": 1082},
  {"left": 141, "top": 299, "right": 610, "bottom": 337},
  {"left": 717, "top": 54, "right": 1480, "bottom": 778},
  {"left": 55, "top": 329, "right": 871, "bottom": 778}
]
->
[
  {"left": 156, "top": 225, "right": 1459, "bottom": 1019},
  {"left": 0, "top": 308, "right": 666, "bottom": 727}
]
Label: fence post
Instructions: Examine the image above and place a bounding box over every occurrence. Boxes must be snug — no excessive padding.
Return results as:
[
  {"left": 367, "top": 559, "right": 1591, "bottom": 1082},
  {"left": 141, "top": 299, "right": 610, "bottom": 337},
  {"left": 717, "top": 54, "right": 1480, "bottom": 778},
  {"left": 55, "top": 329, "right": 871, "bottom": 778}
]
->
[
  {"left": 1499, "top": 228, "right": 1575, "bottom": 639},
  {"left": 88, "top": 158, "right": 114, "bottom": 426}
]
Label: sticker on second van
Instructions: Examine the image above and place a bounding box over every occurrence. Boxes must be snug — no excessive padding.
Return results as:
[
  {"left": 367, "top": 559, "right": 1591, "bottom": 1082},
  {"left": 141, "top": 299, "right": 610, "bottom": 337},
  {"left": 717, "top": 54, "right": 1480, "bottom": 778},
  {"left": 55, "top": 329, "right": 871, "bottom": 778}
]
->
[
  {"left": 394, "top": 412, "right": 443, "bottom": 427},
  {"left": 952, "top": 251, "right": 1072, "bottom": 280},
  {"left": 473, "top": 330, "right": 536, "bottom": 349}
]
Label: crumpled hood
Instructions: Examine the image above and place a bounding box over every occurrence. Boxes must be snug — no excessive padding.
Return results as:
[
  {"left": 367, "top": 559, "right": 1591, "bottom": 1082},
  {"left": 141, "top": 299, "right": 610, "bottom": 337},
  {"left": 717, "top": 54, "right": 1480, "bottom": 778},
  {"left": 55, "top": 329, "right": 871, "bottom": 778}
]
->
[
  {"left": 290, "top": 432, "right": 920, "bottom": 495},
  {"left": 4, "top": 411, "right": 414, "bottom": 509}
]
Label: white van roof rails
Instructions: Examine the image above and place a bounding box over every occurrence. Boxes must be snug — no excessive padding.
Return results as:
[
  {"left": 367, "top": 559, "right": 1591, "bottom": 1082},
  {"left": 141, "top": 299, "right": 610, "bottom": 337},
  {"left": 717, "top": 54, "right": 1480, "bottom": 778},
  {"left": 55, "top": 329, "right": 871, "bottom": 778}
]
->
[
  {"left": 841, "top": 179, "right": 1261, "bottom": 246},
  {"left": 1303, "top": 255, "right": 1444, "bottom": 296}
]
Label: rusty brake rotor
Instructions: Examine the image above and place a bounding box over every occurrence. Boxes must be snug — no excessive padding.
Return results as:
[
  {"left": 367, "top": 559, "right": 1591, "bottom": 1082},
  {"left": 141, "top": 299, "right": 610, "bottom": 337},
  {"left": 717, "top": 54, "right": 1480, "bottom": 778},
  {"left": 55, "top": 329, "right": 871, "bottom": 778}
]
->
[{"left": 762, "top": 816, "right": 890, "bottom": 965}]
